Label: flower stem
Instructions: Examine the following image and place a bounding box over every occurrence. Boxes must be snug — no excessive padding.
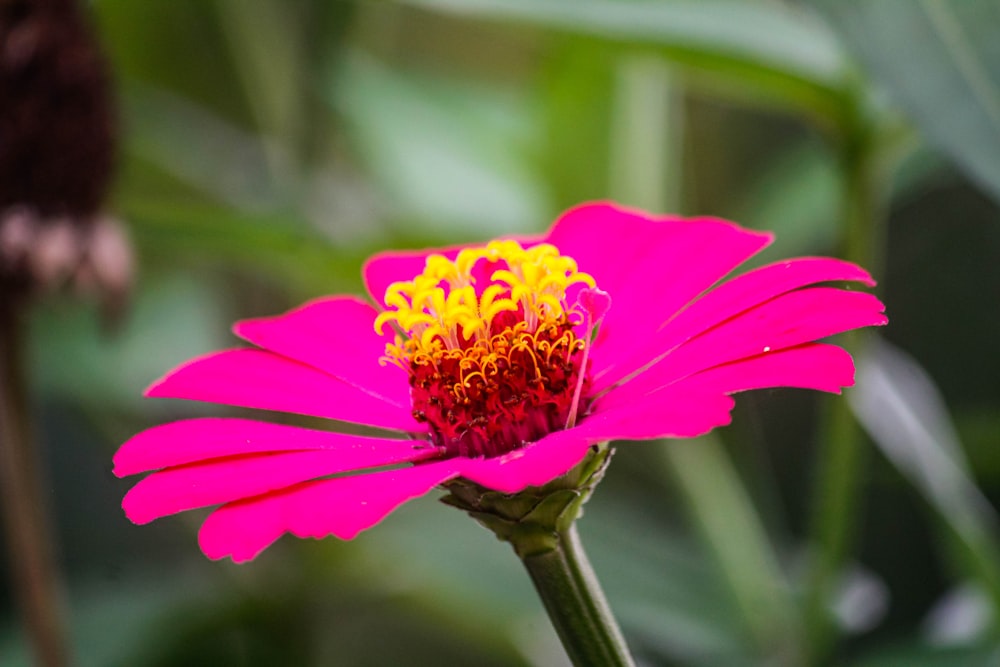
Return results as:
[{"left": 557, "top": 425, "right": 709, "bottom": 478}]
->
[
  {"left": 444, "top": 449, "right": 632, "bottom": 665},
  {"left": 804, "top": 119, "right": 889, "bottom": 664},
  {"left": 0, "top": 292, "right": 69, "bottom": 667},
  {"left": 803, "top": 388, "right": 865, "bottom": 662},
  {"left": 520, "top": 524, "right": 635, "bottom": 667}
]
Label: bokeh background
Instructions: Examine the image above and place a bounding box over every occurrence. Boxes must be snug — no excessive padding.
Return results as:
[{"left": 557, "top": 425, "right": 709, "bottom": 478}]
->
[{"left": 2, "top": 1, "right": 1000, "bottom": 665}]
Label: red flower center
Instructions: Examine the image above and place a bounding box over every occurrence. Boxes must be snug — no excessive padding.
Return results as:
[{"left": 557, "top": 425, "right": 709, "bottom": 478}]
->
[{"left": 375, "top": 241, "right": 600, "bottom": 458}]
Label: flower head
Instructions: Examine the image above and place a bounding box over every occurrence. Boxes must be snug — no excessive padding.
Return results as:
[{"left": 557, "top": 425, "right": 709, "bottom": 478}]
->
[
  {"left": 114, "top": 202, "right": 887, "bottom": 562},
  {"left": 375, "top": 240, "right": 599, "bottom": 458}
]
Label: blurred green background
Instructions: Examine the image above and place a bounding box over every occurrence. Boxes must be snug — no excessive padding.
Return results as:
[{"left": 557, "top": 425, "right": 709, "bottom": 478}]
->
[{"left": 3, "top": 0, "right": 1000, "bottom": 665}]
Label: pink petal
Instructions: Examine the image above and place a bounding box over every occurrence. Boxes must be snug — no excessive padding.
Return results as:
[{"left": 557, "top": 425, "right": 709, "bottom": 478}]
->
[
  {"left": 458, "top": 429, "right": 598, "bottom": 494},
  {"left": 542, "top": 202, "right": 667, "bottom": 297},
  {"left": 599, "top": 287, "right": 886, "bottom": 408},
  {"left": 123, "top": 439, "right": 442, "bottom": 525},
  {"left": 599, "top": 218, "right": 770, "bottom": 345},
  {"left": 113, "top": 417, "right": 438, "bottom": 476},
  {"left": 146, "top": 349, "right": 423, "bottom": 432},
  {"left": 680, "top": 343, "right": 856, "bottom": 395},
  {"left": 594, "top": 256, "right": 876, "bottom": 389},
  {"left": 579, "top": 385, "right": 736, "bottom": 441},
  {"left": 233, "top": 297, "right": 410, "bottom": 407},
  {"left": 578, "top": 344, "right": 854, "bottom": 443},
  {"left": 551, "top": 204, "right": 773, "bottom": 364},
  {"left": 197, "top": 460, "right": 462, "bottom": 562}
]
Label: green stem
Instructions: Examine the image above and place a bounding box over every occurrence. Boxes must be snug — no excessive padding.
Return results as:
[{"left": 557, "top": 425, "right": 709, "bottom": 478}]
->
[
  {"left": 803, "top": 123, "right": 887, "bottom": 664},
  {"left": 520, "top": 524, "right": 635, "bottom": 667},
  {"left": 0, "top": 292, "right": 69, "bottom": 667},
  {"left": 803, "top": 390, "right": 866, "bottom": 663}
]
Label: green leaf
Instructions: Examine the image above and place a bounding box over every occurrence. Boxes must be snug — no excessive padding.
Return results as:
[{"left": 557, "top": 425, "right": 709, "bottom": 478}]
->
[
  {"left": 0, "top": 572, "right": 220, "bottom": 667},
  {"left": 121, "top": 198, "right": 360, "bottom": 294},
  {"left": 583, "top": 492, "right": 754, "bottom": 662},
  {"left": 735, "top": 139, "right": 840, "bottom": 261},
  {"left": 660, "top": 435, "right": 803, "bottom": 662},
  {"left": 402, "top": 0, "right": 853, "bottom": 124},
  {"left": 537, "top": 36, "right": 620, "bottom": 209},
  {"left": 849, "top": 642, "right": 1000, "bottom": 667},
  {"left": 213, "top": 0, "right": 307, "bottom": 149},
  {"left": 331, "top": 52, "right": 550, "bottom": 236},
  {"left": 849, "top": 338, "right": 1000, "bottom": 612},
  {"left": 30, "top": 275, "right": 230, "bottom": 413},
  {"left": 808, "top": 0, "right": 1000, "bottom": 203},
  {"left": 122, "top": 83, "right": 285, "bottom": 208}
]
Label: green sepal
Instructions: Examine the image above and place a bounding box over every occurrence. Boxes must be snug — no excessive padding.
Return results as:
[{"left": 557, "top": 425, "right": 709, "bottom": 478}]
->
[{"left": 441, "top": 443, "right": 612, "bottom": 558}]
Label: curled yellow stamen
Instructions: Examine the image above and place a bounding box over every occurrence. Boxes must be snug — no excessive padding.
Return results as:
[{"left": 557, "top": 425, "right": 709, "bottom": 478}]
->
[{"left": 375, "top": 240, "right": 593, "bottom": 361}]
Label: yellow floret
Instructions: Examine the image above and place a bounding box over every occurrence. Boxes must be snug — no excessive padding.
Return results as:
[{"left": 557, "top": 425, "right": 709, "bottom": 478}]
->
[{"left": 374, "top": 240, "right": 594, "bottom": 360}]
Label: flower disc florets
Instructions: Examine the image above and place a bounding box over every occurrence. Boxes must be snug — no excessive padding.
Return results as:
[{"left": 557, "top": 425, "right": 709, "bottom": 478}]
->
[{"left": 374, "top": 241, "right": 597, "bottom": 458}]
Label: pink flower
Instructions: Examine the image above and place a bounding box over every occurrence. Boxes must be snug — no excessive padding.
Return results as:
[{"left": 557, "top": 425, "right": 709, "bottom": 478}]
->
[{"left": 114, "top": 202, "right": 887, "bottom": 562}]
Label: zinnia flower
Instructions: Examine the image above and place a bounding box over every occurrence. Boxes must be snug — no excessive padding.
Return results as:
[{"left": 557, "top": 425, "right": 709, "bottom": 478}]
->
[{"left": 114, "top": 202, "right": 887, "bottom": 562}]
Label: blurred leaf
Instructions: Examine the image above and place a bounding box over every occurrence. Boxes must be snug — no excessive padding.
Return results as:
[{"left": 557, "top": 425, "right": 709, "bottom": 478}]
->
[
  {"left": 403, "top": 0, "right": 853, "bottom": 125},
  {"left": 211, "top": 0, "right": 356, "bottom": 171},
  {"left": 661, "top": 436, "right": 803, "bottom": 663},
  {"left": 122, "top": 198, "right": 362, "bottom": 295},
  {"left": 738, "top": 133, "right": 948, "bottom": 265},
  {"left": 123, "top": 83, "right": 285, "bottom": 208},
  {"left": 121, "top": 83, "right": 393, "bottom": 259},
  {"left": 809, "top": 0, "right": 1000, "bottom": 204},
  {"left": 736, "top": 139, "right": 840, "bottom": 260},
  {"left": 214, "top": 0, "right": 307, "bottom": 153},
  {"left": 0, "top": 572, "right": 218, "bottom": 667},
  {"left": 356, "top": 485, "right": 754, "bottom": 665},
  {"left": 607, "top": 56, "right": 684, "bottom": 212},
  {"left": 849, "top": 338, "right": 1000, "bottom": 609},
  {"left": 94, "top": 0, "right": 253, "bottom": 124},
  {"left": 849, "top": 642, "right": 1000, "bottom": 667},
  {"left": 332, "top": 53, "right": 550, "bottom": 235},
  {"left": 537, "top": 36, "right": 619, "bottom": 208},
  {"left": 31, "top": 274, "right": 230, "bottom": 413},
  {"left": 584, "top": 493, "right": 754, "bottom": 664},
  {"left": 956, "top": 407, "right": 1000, "bottom": 480}
]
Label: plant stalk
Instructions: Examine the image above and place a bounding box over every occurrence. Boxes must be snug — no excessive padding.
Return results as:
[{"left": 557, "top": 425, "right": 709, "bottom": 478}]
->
[
  {"left": 520, "top": 524, "right": 635, "bottom": 667},
  {"left": 0, "top": 292, "right": 69, "bottom": 667},
  {"left": 803, "top": 122, "right": 888, "bottom": 664}
]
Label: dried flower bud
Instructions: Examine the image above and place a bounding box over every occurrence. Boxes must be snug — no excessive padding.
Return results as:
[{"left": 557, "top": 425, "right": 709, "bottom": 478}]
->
[
  {"left": 1, "top": 0, "right": 116, "bottom": 218},
  {"left": 0, "top": 0, "right": 131, "bottom": 312}
]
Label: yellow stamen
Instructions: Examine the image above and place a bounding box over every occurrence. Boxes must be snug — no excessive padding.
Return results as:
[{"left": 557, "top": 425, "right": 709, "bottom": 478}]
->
[{"left": 375, "top": 240, "right": 594, "bottom": 361}]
